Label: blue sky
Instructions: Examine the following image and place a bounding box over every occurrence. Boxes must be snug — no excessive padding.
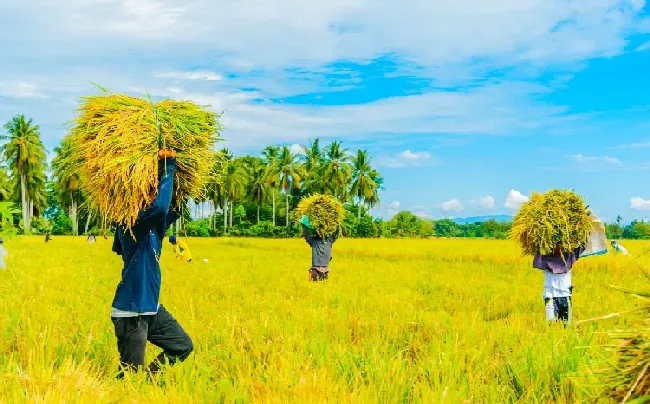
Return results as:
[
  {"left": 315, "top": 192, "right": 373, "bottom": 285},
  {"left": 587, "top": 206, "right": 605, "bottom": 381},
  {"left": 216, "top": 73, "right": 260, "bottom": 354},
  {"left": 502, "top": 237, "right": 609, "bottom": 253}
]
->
[{"left": 1, "top": 0, "right": 650, "bottom": 222}]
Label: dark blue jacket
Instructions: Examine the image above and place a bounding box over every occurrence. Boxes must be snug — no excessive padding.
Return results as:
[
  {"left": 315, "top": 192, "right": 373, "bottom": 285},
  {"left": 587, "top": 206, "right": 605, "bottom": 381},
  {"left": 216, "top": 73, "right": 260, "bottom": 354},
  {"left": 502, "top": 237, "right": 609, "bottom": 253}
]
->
[
  {"left": 303, "top": 225, "right": 338, "bottom": 267},
  {"left": 111, "top": 158, "right": 180, "bottom": 313}
]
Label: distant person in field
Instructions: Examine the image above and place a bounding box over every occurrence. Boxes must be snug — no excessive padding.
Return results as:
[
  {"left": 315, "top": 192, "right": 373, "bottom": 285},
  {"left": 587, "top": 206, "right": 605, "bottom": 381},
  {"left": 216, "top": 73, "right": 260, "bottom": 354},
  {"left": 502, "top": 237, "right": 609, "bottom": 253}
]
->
[
  {"left": 534, "top": 245, "right": 585, "bottom": 326},
  {"left": 0, "top": 238, "right": 7, "bottom": 270},
  {"left": 110, "top": 149, "right": 193, "bottom": 379},
  {"left": 611, "top": 240, "right": 630, "bottom": 256},
  {"left": 301, "top": 219, "right": 339, "bottom": 282},
  {"left": 87, "top": 233, "right": 96, "bottom": 244},
  {"left": 168, "top": 235, "right": 192, "bottom": 263},
  {"left": 44, "top": 233, "right": 51, "bottom": 243}
]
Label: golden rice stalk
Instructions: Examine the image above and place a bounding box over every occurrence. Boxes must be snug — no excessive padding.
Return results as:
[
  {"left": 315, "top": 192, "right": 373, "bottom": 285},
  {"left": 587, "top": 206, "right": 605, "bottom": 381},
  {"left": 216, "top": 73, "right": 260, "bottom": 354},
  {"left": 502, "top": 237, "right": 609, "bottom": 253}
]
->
[
  {"left": 509, "top": 189, "right": 591, "bottom": 256},
  {"left": 294, "top": 194, "right": 345, "bottom": 237},
  {"left": 64, "top": 87, "right": 222, "bottom": 230},
  {"left": 596, "top": 322, "right": 650, "bottom": 402}
]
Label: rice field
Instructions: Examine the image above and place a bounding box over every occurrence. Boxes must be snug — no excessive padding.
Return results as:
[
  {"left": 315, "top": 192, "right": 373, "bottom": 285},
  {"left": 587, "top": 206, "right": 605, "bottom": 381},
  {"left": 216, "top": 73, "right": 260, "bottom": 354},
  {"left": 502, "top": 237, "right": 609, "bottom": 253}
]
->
[{"left": 0, "top": 236, "right": 647, "bottom": 403}]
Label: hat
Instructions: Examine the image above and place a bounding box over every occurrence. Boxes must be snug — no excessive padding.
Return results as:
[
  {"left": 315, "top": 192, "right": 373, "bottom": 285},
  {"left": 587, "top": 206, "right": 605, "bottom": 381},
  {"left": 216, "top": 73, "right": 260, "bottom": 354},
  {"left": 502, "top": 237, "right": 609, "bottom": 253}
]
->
[
  {"left": 299, "top": 215, "right": 313, "bottom": 229},
  {"left": 169, "top": 235, "right": 177, "bottom": 244}
]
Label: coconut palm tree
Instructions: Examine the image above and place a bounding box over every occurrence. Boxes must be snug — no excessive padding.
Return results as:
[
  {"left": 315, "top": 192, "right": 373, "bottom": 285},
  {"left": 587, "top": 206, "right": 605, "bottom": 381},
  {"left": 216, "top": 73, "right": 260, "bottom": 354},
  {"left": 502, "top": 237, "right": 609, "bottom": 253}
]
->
[
  {"left": 322, "top": 141, "right": 352, "bottom": 201},
  {"left": 274, "top": 145, "right": 304, "bottom": 227},
  {"left": 350, "top": 149, "right": 378, "bottom": 219},
  {"left": 0, "top": 115, "right": 46, "bottom": 230},
  {"left": 301, "top": 139, "right": 325, "bottom": 194},
  {"left": 51, "top": 139, "right": 82, "bottom": 235},
  {"left": 262, "top": 146, "right": 280, "bottom": 226},
  {"left": 366, "top": 170, "right": 384, "bottom": 216},
  {"left": 248, "top": 159, "right": 269, "bottom": 224},
  {"left": 220, "top": 155, "right": 248, "bottom": 229},
  {"left": 0, "top": 168, "right": 11, "bottom": 202}
]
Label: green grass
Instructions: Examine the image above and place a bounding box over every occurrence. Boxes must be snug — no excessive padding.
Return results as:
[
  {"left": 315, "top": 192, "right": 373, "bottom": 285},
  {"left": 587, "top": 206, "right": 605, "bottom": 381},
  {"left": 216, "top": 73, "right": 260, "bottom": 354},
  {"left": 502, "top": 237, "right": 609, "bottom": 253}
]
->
[{"left": 0, "top": 237, "right": 646, "bottom": 403}]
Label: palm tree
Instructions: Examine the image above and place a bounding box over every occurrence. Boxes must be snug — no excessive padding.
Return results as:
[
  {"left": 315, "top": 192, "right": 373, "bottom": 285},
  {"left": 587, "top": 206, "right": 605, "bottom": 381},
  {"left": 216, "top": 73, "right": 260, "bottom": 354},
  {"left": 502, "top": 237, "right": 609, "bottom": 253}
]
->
[
  {"left": 301, "top": 139, "right": 325, "bottom": 194},
  {"left": 221, "top": 155, "right": 248, "bottom": 230},
  {"left": 367, "top": 170, "right": 384, "bottom": 216},
  {"left": 0, "top": 168, "right": 11, "bottom": 202},
  {"left": 208, "top": 151, "right": 229, "bottom": 231},
  {"left": 248, "top": 159, "right": 269, "bottom": 224},
  {"left": 350, "top": 150, "right": 377, "bottom": 219},
  {"left": 322, "top": 141, "right": 352, "bottom": 201},
  {"left": 1, "top": 115, "right": 46, "bottom": 230},
  {"left": 262, "top": 146, "right": 280, "bottom": 226},
  {"left": 51, "top": 139, "right": 82, "bottom": 235},
  {"left": 274, "top": 146, "right": 304, "bottom": 227}
]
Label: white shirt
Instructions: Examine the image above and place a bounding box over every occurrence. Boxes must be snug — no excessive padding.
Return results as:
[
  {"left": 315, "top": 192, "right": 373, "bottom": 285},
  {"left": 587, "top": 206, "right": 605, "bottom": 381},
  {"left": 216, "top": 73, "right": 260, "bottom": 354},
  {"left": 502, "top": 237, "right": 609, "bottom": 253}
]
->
[
  {"left": 111, "top": 304, "right": 159, "bottom": 318},
  {"left": 543, "top": 270, "right": 572, "bottom": 299},
  {"left": 0, "top": 245, "right": 7, "bottom": 269},
  {"left": 615, "top": 244, "right": 630, "bottom": 256}
]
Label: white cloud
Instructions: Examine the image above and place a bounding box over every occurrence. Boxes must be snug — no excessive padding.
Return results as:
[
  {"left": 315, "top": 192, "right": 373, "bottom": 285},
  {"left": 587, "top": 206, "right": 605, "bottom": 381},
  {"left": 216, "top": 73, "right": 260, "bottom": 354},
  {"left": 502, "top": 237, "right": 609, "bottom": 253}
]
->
[
  {"left": 12, "top": 0, "right": 646, "bottom": 71},
  {"left": 155, "top": 71, "right": 222, "bottom": 81},
  {"left": 569, "top": 153, "right": 621, "bottom": 164},
  {"left": 410, "top": 205, "right": 432, "bottom": 218},
  {"left": 388, "top": 201, "right": 400, "bottom": 210},
  {"left": 604, "top": 156, "right": 622, "bottom": 164},
  {"left": 0, "top": 0, "right": 648, "bottom": 152},
  {"left": 289, "top": 143, "right": 304, "bottom": 155},
  {"left": 505, "top": 189, "right": 529, "bottom": 210},
  {"left": 440, "top": 199, "right": 463, "bottom": 212},
  {"left": 631, "top": 197, "right": 650, "bottom": 210},
  {"left": 470, "top": 195, "right": 495, "bottom": 210},
  {"left": 614, "top": 140, "right": 650, "bottom": 149},
  {"left": 378, "top": 149, "right": 434, "bottom": 168},
  {"left": 0, "top": 82, "right": 46, "bottom": 99},
  {"left": 636, "top": 41, "right": 650, "bottom": 52}
]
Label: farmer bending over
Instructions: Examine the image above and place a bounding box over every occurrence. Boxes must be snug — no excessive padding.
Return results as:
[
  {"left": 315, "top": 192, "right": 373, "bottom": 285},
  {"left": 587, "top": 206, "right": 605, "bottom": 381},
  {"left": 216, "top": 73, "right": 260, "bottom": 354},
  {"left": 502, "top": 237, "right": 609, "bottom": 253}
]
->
[
  {"left": 111, "top": 149, "right": 193, "bottom": 379},
  {"left": 534, "top": 245, "right": 584, "bottom": 326},
  {"left": 169, "top": 235, "right": 192, "bottom": 263},
  {"left": 611, "top": 240, "right": 630, "bottom": 256},
  {"left": 301, "top": 216, "right": 339, "bottom": 281}
]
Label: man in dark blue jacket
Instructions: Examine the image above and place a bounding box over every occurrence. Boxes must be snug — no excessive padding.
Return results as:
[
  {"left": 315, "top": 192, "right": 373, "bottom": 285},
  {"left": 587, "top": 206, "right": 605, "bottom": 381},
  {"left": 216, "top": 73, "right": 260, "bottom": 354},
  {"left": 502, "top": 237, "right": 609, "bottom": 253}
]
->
[
  {"left": 110, "top": 149, "right": 193, "bottom": 379},
  {"left": 302, "top": 223, "right": 339, "bottom": 281}
]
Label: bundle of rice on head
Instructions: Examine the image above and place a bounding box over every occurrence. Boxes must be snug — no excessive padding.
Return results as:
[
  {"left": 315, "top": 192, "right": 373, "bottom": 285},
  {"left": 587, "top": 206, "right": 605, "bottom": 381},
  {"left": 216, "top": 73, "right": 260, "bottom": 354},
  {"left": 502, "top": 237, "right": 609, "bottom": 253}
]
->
[
  {"left": 510, "top": 189, "right": 592, "bottom": 256},
  {"left": 65, "top": 85, "right": 222, "bottom": 231},
  {"left": 295, "top": 194, "right": 345, "bottom": 237}
]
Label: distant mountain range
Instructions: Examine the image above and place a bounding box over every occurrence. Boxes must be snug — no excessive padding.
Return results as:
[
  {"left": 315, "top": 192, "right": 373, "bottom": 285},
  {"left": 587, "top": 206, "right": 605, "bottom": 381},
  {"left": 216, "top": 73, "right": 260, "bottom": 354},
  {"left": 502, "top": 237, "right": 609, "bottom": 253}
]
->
[{"left": 451, "top": 215, "right": 513, "bottom": 224}]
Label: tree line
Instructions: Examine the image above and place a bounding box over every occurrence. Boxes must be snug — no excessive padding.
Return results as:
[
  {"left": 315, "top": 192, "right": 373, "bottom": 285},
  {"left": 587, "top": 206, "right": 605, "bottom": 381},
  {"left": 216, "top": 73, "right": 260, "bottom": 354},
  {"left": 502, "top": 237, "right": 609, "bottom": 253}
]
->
[
  {"left": 2, "top": 114, "right": 647, "bottom": 240},
  {"left": 0, "top": 114, "right": 385, "bottom": 237}
]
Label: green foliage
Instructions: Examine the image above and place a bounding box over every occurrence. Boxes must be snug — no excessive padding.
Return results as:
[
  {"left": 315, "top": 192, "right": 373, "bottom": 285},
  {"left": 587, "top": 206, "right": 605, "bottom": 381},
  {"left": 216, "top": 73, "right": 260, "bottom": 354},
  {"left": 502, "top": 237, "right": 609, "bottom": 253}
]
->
[
  {"left": 29, "top": 217, "right": 52, "bottom": 235},
  {"left": 0, "top": 202, "right": 21, "bottom": 237},
  {"left": 185, "top": 218, "right": 213, "bottom": 237}
]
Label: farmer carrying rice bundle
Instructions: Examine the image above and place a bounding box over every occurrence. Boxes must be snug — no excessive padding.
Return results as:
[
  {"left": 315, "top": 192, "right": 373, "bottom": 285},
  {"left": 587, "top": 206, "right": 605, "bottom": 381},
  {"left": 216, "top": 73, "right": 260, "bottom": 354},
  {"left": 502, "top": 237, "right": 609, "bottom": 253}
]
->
[
  {"left": 295, "top": 194, "right": 344, "bottom": 282},
  {"left": 510, "top": 189, "right": 607, "bottom": 326},
  {"left": 66, "top": 86, "right": 222, "bottom": 378}
]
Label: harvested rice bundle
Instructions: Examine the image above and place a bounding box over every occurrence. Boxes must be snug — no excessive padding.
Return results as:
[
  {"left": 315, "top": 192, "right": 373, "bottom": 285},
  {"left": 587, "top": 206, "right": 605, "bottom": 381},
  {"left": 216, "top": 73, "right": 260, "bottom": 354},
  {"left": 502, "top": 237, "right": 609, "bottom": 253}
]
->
[
  {"left": 66, "top": 87, "right": 222, "bottom": 230},
  {"left": 510, "top": 189, "right": 591, "bottom": 256},
  {"left": 295, "top": 194, "right": 345, "bottom": 237}
]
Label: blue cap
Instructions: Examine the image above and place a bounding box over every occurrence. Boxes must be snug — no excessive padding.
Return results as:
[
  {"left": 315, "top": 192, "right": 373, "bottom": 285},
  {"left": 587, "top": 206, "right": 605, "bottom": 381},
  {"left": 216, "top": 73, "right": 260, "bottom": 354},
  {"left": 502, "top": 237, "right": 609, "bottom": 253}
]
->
[{"left": 169, "top": 235, "right": 177, "bottom": 244}]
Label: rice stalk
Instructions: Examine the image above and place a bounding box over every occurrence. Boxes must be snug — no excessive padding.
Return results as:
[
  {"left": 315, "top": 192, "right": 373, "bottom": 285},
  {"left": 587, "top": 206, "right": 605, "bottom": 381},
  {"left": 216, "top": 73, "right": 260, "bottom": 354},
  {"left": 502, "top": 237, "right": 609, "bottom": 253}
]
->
[
  {"left": 509, "top": 189, "right": 591, "bottom": 256},
  {"left": 294, "top": 194, "right": 345, "bottom": 237},
  {"left": 63, "top": 87, "right": 222, "bottom": 231}
]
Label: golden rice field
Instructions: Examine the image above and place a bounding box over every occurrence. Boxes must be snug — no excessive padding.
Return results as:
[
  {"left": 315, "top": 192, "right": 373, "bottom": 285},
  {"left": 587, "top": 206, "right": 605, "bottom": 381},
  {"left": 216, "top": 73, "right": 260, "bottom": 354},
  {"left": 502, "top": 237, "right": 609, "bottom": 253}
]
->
[{"left": 0, "top": 236, "right": 648, "bottom": 403}]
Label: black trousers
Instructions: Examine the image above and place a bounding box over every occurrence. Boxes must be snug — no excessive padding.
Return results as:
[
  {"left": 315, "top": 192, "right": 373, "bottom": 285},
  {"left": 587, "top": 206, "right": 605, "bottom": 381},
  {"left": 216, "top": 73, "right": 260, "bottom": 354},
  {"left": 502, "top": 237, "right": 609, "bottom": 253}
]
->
[
  {"left": 544, "top": 296, "right": 572, "bottom": 325},
  {"left": 111, "top": 304, "right": 193, "bottom": 378}
]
